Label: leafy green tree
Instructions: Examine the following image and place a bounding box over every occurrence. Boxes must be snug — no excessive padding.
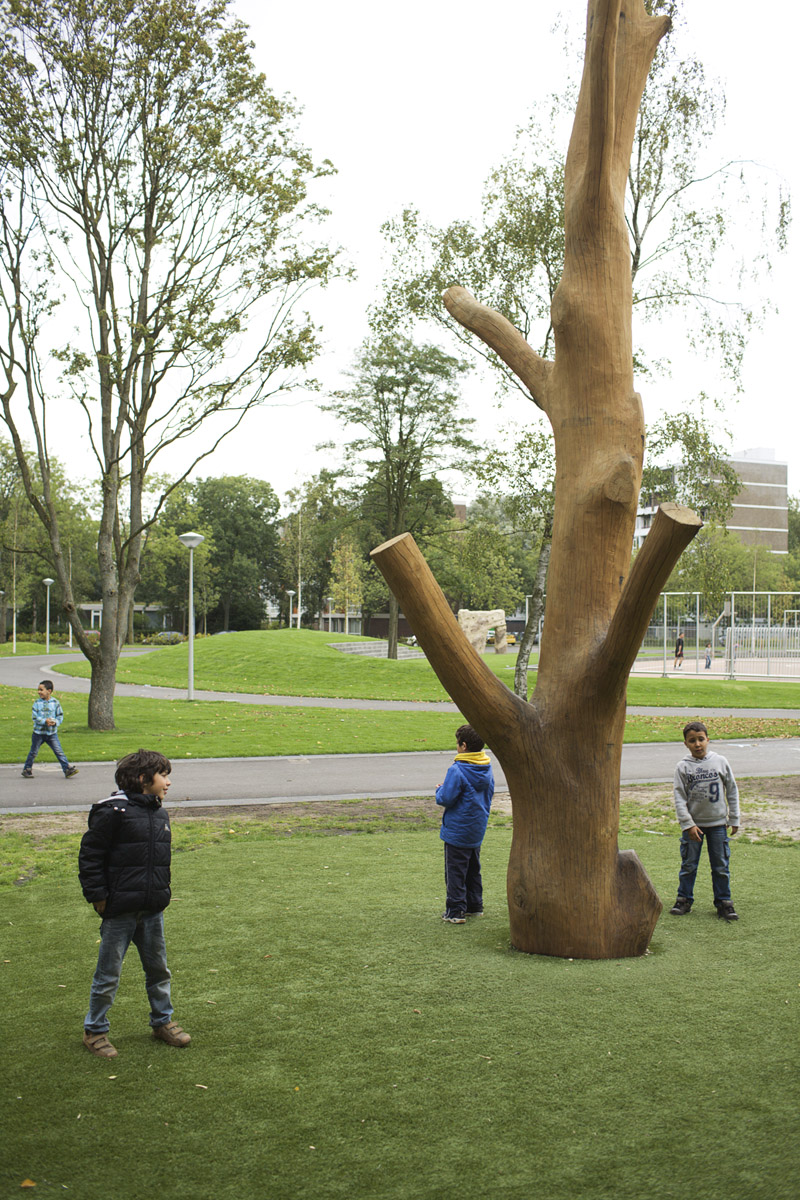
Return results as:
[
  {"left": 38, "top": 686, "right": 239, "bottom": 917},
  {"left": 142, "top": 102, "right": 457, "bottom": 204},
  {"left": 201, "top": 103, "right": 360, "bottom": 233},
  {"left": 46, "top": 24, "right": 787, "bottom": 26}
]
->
[
  {"left": 640, "top": 412, "right": 741, "bottom": 518},
  {"left": 787, "top": 496, "right": 800, "bottom": 554},
  {"left": 321, "top": 337, "right": 473, "bottom": 656},
  {"left": 279, "top": 472, "right": 350, "bottom": 628},
  {"left": 135, "top": 484, "right": 218, "bottom": 634},
  {"left": 425, "top": 512, "right": 525, "bottom": 615},
  {"left": 471, "top": 428, "right": 555, "bottom": 696},
  {"left": 0, "top": 438, "right": 96, "bottom": 640},
  {"left": 329, "top": 535, "right": 365, "bottom": 636},
  {"left": 665, "top": 526, "right": 786, "bottom": 614},
  {"left": 0, "top": 0, "right": 339, "bottom": 727},
  {"left": 193, "top": 476, "right": 280, "bottom": 631}
]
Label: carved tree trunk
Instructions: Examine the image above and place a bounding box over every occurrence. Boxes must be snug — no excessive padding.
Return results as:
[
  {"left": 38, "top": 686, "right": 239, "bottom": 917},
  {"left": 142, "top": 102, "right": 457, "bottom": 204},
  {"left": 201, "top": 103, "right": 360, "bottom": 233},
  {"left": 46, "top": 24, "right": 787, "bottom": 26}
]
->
[{"left": 372, "top": 1, "right": 702, "bottom": 958}]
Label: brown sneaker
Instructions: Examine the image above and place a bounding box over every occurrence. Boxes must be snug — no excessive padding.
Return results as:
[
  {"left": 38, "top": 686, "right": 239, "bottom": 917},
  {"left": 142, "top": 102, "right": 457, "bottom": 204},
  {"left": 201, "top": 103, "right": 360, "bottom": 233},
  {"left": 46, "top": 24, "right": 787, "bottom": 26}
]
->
[
  {"left": 153, "top": 1020, "right": 191, "bottom": 1047},
  {"left": 83, "top": 1030, "right": 118, "bottom": 1058}
]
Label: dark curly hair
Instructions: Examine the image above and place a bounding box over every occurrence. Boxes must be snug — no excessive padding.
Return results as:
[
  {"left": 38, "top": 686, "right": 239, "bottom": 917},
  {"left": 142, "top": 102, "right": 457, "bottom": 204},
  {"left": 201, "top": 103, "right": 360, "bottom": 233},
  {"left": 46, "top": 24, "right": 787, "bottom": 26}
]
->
[
  {"left": 455, "top": 724, "right": 485, "bottom": 753},
  {"left": 115, "top": 749, "right": 172, "bottom": 793}
]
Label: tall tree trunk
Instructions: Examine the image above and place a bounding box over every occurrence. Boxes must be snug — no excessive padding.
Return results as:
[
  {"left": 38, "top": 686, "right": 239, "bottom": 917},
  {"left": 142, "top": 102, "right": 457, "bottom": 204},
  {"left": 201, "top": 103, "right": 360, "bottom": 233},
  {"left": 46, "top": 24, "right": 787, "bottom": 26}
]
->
[
  {"left": 387, "top": 593, "right": 399, "bottom": 659},
  {"left": 514, "top": 514, "right": 552, "bottom": 699},
  {"left": 87, "top": 652, "right": 119, "bottom": 731},
  {"left": 373, "top": 2, "right": 701, "bottom": 959}
]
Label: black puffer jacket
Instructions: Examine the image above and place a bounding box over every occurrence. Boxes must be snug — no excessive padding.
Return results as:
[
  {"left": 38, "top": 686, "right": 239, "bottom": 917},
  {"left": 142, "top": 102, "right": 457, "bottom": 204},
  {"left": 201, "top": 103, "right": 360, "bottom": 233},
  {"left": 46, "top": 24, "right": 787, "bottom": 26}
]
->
[{"left": 78, "top": 790, "right": 172, "bottom": 917}]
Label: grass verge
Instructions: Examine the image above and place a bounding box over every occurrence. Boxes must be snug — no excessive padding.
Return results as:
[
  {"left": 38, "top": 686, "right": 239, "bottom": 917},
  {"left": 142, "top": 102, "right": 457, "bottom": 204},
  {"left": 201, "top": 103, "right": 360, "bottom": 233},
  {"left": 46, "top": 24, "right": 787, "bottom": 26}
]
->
[
  {"left": 2, "top": 681, "right": 799, "bottom": 764},
  {"left": 49, "top": 628, "right": 800, "bottom": 707},
  {"left": 1, "top": 806, "right": 798, "bottom": 1200}
]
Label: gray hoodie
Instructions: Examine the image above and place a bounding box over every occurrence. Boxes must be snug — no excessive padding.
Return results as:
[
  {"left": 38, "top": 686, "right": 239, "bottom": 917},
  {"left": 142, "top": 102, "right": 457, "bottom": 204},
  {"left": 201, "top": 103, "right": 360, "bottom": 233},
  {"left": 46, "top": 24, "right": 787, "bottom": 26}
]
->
[{"left": 673, "top": 749, "right": 740, "bottom": 830}]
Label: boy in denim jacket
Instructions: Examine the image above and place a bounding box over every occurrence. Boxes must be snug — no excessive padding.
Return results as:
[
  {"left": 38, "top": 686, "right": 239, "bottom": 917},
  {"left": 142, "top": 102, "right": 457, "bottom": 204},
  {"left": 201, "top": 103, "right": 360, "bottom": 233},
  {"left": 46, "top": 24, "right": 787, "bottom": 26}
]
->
[{"left": 21, "top": 680, "right": 78, "bottom": 779}]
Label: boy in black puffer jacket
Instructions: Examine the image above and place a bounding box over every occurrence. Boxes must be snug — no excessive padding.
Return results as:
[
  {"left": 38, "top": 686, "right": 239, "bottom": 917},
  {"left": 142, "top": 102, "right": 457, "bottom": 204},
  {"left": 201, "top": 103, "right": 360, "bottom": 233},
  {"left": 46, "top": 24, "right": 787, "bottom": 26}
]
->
[{"left": 79, "top": 749, "right": 191, "bottom": 1058}]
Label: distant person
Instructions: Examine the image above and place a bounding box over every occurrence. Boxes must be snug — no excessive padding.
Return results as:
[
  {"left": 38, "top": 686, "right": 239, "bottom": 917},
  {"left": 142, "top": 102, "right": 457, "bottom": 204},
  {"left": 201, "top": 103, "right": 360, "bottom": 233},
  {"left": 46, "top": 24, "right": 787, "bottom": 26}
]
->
[
  {"left": 669, "top": 721, "right": 740, "bottom": 922},
  {"left": 78, "top": 749, "right": 191, "bottom": 1058},
  {"left": 21, "top": 679, "right": 79, "bottom": 779},
  {"left": 705, "top": 642, "right": 712, "bottom": 670},
  {"left": 673, "top": 632, "right": 684, "bottom": 670},
  {"left": 435, "top": 724, "right": 495, "bottom": 924}
]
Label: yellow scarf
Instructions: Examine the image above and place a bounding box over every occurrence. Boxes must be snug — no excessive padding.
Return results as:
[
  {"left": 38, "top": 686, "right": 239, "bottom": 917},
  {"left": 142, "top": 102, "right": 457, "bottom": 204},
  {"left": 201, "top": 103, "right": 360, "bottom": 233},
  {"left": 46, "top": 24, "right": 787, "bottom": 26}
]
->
[{"left": 454, "top": 751, "right": 490, "bottom": 765}]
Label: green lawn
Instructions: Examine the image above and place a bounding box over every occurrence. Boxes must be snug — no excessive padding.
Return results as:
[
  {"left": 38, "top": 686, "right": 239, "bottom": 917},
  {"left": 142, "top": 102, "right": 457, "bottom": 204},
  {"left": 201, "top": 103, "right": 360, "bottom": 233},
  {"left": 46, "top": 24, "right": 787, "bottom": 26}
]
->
[
  {"left": 2, "top": 682, "right": 799, "bottom": 764},
  {"left": 49, "top": 628, "right": 800, "bottom": 708},
  {"left": 2, "top": 817, "right": 797, "bottom": 1200},
  {"left": 0, "top": 640, "right": 80, "bottom": 657}
]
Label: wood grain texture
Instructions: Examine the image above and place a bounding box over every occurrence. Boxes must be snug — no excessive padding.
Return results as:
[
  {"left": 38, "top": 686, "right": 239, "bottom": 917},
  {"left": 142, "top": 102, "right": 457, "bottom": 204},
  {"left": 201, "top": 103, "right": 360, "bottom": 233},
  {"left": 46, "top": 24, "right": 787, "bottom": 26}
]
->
[{"left": 374, "top": 2, "right": 696, "bottom": 958}]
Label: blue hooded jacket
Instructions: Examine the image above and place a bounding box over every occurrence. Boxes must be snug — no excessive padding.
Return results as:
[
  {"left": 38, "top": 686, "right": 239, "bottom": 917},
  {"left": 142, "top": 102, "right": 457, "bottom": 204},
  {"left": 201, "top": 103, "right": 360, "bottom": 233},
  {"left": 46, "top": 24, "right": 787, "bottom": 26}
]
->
[{"left": 436, "top": 756, "right": 495, "bottom": 849}]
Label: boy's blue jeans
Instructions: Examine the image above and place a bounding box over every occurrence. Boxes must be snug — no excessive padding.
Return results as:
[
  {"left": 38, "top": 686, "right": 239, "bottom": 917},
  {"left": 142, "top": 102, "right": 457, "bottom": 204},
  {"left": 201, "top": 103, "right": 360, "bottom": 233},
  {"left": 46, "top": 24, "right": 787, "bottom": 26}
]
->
[
  {"left": 24, "top": 732, "right": 70, "bottom": 774},
  {"left": 443, "top": 842, "right": 483, "bottom": 916},
  {"left": 677, "top": 825, "right": 732, "bottom": 905},
  {"left": 85, "top": 910, "right": 173, "bottom": 1034}
]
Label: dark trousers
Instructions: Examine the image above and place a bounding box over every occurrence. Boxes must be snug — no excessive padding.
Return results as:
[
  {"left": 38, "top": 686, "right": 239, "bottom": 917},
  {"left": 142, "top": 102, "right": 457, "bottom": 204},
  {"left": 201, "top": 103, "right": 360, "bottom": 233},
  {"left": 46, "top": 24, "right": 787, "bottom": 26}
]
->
[{"left": 444, "top": 842, "right": 483, "bottom": 916}]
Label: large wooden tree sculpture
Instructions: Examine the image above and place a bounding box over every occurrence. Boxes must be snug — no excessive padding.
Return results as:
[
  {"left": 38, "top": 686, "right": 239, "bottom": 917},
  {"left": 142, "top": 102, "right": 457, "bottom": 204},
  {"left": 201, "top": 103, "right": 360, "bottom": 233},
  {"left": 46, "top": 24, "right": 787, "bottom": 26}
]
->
[{"left": 371, "top": 0, "right": 703, "bottom": 959}]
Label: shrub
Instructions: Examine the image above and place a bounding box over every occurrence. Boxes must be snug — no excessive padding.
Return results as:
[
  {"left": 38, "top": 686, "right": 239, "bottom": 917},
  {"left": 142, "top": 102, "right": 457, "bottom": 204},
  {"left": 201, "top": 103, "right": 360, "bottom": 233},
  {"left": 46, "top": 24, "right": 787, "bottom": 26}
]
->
[{"left": 140, "top": 630, "right": 186, "bottom": 645}]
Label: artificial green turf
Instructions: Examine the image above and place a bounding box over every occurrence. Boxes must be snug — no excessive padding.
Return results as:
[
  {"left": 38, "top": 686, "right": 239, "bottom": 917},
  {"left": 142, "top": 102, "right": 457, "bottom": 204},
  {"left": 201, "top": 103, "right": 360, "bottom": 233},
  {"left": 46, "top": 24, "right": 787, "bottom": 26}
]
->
[{"left": 2, "top": 823, "right": 798, "bottom": 1200}]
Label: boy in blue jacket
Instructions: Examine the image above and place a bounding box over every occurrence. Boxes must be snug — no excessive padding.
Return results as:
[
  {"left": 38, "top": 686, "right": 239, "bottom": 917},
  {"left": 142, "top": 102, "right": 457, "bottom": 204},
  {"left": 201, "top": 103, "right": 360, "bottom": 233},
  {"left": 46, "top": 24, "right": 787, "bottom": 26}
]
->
[{"left": 436, "top": 724, "right": 495, "bottom": 924}]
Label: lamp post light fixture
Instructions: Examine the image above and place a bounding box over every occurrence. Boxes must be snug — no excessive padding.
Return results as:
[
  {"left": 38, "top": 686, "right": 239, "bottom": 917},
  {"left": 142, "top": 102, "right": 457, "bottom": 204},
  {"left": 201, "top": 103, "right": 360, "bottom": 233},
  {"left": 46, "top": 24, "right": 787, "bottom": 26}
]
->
[
  {"left": 43, "top": 578, "right": 55, "bottom": 655},
  {"left": 286, "top": 590, "right": 295, "bottom": 629},
  {"left": 177, "top": 533, "right": 204, "bottom": 701}
]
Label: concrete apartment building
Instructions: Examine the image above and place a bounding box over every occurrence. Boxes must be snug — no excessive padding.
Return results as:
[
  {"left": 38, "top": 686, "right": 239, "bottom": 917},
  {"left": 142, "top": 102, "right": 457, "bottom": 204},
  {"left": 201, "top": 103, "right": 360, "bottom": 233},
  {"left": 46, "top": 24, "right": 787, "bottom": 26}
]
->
[{"left": 634, "top": 446, "right": 788, "bottom": 554}]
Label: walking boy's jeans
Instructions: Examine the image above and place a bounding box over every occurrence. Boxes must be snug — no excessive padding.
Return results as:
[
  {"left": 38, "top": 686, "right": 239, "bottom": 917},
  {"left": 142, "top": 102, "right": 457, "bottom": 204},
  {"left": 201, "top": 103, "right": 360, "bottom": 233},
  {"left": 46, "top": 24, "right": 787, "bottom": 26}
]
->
[
  {"left": 24, "top": 732, "right": 70, "bottom": 774},
  {"left": 443, "top": 842, "right": 483, "bottom": 916},
  {"left": 85, "top": 910, "right": 173, "bottom": 1033},
  {"left": 677, "top": 825, "right": 731, "bottom": 905}
]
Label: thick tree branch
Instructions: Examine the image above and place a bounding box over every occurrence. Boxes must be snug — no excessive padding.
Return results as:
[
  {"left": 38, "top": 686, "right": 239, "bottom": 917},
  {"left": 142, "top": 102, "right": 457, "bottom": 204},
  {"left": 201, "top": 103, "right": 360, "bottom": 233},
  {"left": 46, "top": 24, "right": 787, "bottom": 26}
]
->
[
  {"left": 442, "top": 286, "right": 553, "bottom": 412},
  {"left": 370, "top": 532, "right": 529, "bottom": 749},
  {"left": 601, "top": 501, "right": 702, "bottom": 690}
]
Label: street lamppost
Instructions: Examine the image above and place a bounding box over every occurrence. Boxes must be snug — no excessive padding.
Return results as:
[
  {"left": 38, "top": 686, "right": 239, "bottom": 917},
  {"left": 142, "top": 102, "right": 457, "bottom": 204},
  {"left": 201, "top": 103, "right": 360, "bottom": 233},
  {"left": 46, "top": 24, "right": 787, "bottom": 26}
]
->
[
  {"left": 43, "top": 577, "right": 54, "bottom": 654},
  {"left": 177, "top": 533, "right": 204, "bottom": 701},
  {"left": 328, "top": 595, "right": 334, "bottom": 634},
  {"left": 286, "top": 590, "right": 295, "bottom": 629}
]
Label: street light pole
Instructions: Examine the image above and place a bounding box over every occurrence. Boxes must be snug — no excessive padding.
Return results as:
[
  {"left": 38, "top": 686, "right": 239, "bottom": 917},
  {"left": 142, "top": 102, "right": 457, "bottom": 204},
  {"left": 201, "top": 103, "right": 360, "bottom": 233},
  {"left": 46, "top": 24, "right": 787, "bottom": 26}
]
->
[
  {"left": 286, "top": 590, "right": 295, "bottom": 629},
  {"left": 177, "top": 533, "right": 205, "bottom": 701},
  {"left": 43, "top": 577, "right": 54, "bottom": 655}
]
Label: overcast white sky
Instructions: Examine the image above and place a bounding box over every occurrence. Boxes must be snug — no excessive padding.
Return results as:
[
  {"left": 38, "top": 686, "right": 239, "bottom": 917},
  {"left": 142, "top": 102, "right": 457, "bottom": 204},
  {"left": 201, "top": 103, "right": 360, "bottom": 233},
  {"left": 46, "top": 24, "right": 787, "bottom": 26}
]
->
[{"left": 45, "top": 0, "right": 800, "bottom": 503}]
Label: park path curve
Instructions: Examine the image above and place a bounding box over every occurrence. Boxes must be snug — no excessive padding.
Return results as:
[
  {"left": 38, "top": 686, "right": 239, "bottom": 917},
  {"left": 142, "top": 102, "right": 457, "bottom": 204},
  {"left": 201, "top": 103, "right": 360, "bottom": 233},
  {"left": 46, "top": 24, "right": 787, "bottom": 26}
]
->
[{"left": 2, "top": 650, "right": 799, "bottom": 813}]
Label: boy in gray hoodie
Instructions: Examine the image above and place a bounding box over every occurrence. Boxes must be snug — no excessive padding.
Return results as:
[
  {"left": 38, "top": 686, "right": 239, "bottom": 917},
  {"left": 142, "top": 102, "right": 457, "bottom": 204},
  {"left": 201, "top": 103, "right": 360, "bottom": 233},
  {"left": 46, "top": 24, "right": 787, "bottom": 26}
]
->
[{"left": 670, "top": 721, "right": 740, "bottom": 921}]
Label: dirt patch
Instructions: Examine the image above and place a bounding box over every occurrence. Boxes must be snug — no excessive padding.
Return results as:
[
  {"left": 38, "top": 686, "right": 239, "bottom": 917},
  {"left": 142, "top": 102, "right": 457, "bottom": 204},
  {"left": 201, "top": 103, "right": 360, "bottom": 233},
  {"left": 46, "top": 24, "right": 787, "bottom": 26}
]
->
[{"left": 2, "top": 778, "right": 799, "bottom": 839}]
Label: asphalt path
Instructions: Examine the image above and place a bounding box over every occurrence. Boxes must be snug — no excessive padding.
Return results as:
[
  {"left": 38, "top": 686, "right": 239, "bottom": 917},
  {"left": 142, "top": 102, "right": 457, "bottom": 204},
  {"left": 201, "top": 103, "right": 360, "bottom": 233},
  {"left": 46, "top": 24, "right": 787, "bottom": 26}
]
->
[{"left": 2, "top": 651, "right": 799, "bottom": 814}]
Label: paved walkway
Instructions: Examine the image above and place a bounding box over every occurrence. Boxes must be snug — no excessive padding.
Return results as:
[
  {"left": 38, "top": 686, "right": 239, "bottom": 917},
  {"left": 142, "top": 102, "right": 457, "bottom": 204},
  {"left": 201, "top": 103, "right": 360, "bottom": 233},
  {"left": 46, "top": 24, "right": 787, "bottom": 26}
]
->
[
  {"left": 4, "top": 650, "right": 800, "bottom": 717},
  {"left": 1, "top": 650, "right": 799, "bottom": 814}
]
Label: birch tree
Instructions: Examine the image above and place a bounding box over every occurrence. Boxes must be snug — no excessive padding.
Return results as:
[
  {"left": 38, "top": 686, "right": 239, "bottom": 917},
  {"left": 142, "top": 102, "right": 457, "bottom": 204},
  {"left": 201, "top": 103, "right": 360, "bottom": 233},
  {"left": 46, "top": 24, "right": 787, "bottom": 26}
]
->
[{"left": 0, "top": 0, "right": 339, "bottom": 727}]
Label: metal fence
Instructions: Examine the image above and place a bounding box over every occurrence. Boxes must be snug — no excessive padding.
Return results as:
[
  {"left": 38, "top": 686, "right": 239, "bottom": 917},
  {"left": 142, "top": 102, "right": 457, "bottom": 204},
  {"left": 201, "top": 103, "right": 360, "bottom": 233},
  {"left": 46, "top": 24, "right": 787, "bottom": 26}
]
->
[{"left": 630, "top": 592, "right": 800, "bottom": 679}]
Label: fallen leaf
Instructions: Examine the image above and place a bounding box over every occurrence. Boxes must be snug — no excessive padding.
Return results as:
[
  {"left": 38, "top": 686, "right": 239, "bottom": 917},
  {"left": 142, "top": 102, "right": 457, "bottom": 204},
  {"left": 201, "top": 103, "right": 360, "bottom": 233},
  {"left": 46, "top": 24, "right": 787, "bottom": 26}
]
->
[
  {"left": 108, "top": 1075, "right": 117, "bottom": 1080},
  {"left": 21, "top": 1182, "right": 36, "bottom": 1189}
]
